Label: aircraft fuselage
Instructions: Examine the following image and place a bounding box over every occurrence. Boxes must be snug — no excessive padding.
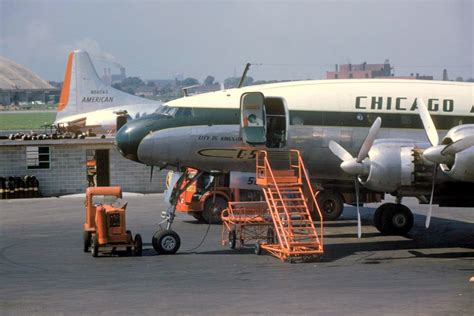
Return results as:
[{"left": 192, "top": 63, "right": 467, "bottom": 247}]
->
[{"left": 115, "top": 79, "right": 473, "bottom": 196}]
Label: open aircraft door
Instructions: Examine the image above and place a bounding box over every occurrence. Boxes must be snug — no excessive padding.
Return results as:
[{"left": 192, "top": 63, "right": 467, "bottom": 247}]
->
[{"left": 240, "top": 92, "right": 266, "bottom": 145}]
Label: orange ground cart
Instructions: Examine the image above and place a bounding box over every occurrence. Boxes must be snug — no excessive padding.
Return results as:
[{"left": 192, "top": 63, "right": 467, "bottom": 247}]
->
[{"left": 221, "top": 201, "right": 274, "bottom": 250}]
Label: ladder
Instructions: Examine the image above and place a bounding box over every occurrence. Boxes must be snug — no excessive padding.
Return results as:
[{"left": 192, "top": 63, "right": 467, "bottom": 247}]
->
[{"left": 257, "top": 150, "right": 324, "bottom": 262}]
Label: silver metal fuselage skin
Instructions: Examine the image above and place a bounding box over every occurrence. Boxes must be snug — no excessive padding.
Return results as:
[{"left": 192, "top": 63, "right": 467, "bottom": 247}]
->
[{"left": 137, "top": 124, "right": 429, "bottom": 180}]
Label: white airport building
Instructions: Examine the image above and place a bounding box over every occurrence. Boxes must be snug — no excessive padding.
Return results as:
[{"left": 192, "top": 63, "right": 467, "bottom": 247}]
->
[{"left": 0, "top": 137, "right": 166, "bottom": 197}]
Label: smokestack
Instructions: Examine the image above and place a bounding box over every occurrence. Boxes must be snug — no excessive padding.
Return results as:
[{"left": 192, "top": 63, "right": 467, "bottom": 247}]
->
[
  {"left": 335, "top": 64, "right": 338, "bottom": 72},
  {"left": 120, "top": 67, "right": 126, "bottom": 78},
  {"left": 443, "top": 69, "right": 448, "bottom": 81}
]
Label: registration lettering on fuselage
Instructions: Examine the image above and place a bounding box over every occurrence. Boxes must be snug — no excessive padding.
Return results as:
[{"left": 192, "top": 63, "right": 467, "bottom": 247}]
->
[{"left": 198, "top": 149, "right": 257, "bottom": 159}]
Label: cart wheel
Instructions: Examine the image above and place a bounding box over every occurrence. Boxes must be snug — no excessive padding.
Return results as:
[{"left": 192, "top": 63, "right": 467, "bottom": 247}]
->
[
  {"left": 152, "top": 230, "right": 181, "bottom": 254},
  {"left": 134, "top": 234, "right": 143, "bottom": 256},
  {"left": 267, "top": 227, "right": 276, "bottom": 244},
  {"left": 254, "top": 242, "right": 262, "bottom": 255},
  {"left": 228, "top": 230, "right": 236, "bottom": 249},
  {"left": 83, "top": 231, "right": 91, "bottom": 253},
  {"left": 91, "top": 235, "right": 99, "bottom": 257}
]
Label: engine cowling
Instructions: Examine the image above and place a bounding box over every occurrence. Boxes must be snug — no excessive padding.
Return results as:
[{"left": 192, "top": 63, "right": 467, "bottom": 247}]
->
[
  {"left": 359, "top": 140, "right": 434, "bottom": 195},
  {"left": 431, "top": 125, "right": 474, "bottom": 182},
  {"left": 442, "top": 146, "right": 474, "bottom": 181}
]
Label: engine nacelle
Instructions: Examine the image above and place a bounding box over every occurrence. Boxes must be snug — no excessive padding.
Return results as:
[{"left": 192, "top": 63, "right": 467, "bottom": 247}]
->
[
  {"left": 441, "top": 124, "right": 474, "bottom": 146},
  {"left": 437, "top": 124, "right": 474, "bottom": 182},
  {"left": 443, "top": 147, "right": 474, "bottom": 182},
  {"left": 359, "top": 140, "right": 433, "bottom": 195}
]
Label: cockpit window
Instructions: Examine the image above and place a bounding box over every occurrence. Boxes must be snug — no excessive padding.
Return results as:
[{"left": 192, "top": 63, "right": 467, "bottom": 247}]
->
[{"left": 155, "top": 106, "right": 193, "bottom": 117}]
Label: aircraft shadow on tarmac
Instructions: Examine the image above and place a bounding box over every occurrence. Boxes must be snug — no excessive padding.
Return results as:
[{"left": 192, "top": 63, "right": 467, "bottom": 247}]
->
[{"left": 176, "top": 206, "right": 473, "bottom": 263}]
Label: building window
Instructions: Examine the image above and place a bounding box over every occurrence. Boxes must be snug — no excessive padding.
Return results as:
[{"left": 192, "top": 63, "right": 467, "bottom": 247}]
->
[{"left": 26, "top": 146, "right": 50, "bottom": 169}]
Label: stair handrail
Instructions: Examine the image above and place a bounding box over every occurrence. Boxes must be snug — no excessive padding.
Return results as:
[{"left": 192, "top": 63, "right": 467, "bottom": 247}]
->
[
  {"left": 292, "top": 149, "right": 324, "bottom": 247},
  {"left": 288, "top": 150, "right": 302, "bottom": 185},
  {"left": 257, "top": 150, "right": 292, "bottom": 248}
]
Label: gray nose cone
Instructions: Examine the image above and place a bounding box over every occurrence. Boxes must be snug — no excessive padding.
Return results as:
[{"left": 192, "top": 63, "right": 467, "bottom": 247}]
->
[{"left": 423, "top": 145, "right": 454, "bottom": 165}]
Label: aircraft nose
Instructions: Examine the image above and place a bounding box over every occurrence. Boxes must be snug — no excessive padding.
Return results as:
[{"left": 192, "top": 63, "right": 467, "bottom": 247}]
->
[{"left": 115, "top": 121, "right": 144, "bottom": 162}]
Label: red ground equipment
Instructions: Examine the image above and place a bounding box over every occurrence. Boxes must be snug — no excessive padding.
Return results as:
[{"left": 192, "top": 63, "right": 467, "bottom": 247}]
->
[
  {"left": 173, "top": 169, "right": 231, "bottom": 223},
  {"left": 83, "top": 186, "right": 142, "bottom": 257},
  {"left": 172, "top": 169, "right": 262, "bottom": 224}
]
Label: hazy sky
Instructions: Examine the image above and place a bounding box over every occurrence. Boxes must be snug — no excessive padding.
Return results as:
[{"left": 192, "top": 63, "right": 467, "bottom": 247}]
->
[{"left": 1, "top": 0, "right": 473, "bottom": 82}]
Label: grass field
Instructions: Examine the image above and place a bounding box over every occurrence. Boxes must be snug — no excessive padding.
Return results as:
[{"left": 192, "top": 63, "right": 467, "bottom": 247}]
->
[{"left": 0, "top": 112, "right": 56, "bottom": 130}]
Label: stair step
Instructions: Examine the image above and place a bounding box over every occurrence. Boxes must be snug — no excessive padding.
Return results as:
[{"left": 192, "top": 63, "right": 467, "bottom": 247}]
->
[
  {"left": 278, "top": 214, "right": 306, "bottom": 219},
  {"left": 288, "top": 241, "right": 321, "bottom": 247},
  {"left": 277, "top": 198, "right": 304, "bottom": 202}
]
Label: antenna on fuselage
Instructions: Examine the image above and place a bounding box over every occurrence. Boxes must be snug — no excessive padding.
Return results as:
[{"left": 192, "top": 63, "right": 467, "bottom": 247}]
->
[
  {"left": 237, "top": 63, "right": 251, "bottom": 88},
  {"left": 182, "top": 84, "right": 200, "bottom": 97}
]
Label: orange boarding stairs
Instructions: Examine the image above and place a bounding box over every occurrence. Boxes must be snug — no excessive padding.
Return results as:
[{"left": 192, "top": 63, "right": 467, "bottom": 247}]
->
[{"left": 257, "top": 150, "right": 324, "bottom": 262}]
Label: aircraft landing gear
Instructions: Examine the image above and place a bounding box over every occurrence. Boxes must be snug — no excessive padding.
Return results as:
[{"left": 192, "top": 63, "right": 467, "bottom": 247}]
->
[
  {"left": 373, "top": 203, "right": 414, "bottom": 236},
  {"left": 151, "top": 169, "right": 205, "bottom": 255}
]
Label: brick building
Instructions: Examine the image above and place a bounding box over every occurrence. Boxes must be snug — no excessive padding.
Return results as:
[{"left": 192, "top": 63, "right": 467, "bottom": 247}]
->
[
  {"left": 327, "top": 60, "right": 434, "bottom": 80},
  {"left": 327, "top": 60, "right": 393, "bottom": 79}
]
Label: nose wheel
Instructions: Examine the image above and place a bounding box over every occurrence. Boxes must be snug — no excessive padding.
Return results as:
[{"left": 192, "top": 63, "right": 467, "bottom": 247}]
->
[{"left": 152, "top": 230, "right": 181, "bottom": 254}]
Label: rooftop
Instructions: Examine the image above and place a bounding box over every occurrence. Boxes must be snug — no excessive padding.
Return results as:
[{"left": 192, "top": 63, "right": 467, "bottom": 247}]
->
[{"left": 0, "top": 56, "right": 54, "bottom": 90}]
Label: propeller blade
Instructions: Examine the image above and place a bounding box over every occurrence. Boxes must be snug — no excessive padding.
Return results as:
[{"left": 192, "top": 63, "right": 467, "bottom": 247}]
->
[
  {"left": 417, "top": 98, "right": 439, "bottom": 146},
  {"left": 355, "top": 179, "right": 362, "bottom": 238},
  {"left": 442, "top": 135, "right": 474, "bottom": 155},
  {"left": 329, "top": 140, "right": 354, "bottom": 162},
  {"left": 357, "top": 117, "right": 382, "bottom": 163},
  {"left": 425, "top": 165, "right": 437, "bottom": 228}
]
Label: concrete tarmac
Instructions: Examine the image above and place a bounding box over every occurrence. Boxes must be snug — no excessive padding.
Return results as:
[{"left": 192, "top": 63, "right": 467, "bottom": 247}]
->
[{"left": 0, "top": 194, "right": 473, "bottom": 315}]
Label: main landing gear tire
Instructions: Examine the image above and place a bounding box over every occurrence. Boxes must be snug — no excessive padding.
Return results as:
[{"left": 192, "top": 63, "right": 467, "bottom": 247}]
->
[
  {"left": 316, "top": 191, "right": 344, "bottom": 221},
  {"left": 152, "top": 230, "right": 181, "bottom": 254},
  {"left": 374, "top": 203, "right": 414, "bottom": 236},
  {"left": 203, "top": 195, "right": 227, "bottom": 224},
  {"left": 188, "top": 211, "right": 205, "bottom": 222}
]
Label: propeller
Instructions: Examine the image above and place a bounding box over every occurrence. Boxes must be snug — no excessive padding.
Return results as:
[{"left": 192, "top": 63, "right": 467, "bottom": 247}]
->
[
  {"left": 329, "top": 116, "right": 382, "bottom": 238},
  {"left": 416, "top": 98, "right": 439, "bottom": 228}
]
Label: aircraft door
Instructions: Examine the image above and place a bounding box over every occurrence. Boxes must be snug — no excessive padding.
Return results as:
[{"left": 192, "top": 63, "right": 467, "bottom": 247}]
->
[
  {"left": 264, "top": 97, "right": 289, "bottom": 148},
  {"left": 240, "top": 92, "right": 266, "bottom": 145}
]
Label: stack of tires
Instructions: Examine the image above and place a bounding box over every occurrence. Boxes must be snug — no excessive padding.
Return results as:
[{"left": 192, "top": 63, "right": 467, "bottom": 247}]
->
[{"left": 0, "top": 176, "right": 40, "bottom": 199}]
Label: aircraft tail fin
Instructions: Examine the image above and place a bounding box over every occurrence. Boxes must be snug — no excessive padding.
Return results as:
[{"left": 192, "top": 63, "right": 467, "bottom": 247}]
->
[{"left": 56, "top": 50, "right": 157, "bottom": 123}]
